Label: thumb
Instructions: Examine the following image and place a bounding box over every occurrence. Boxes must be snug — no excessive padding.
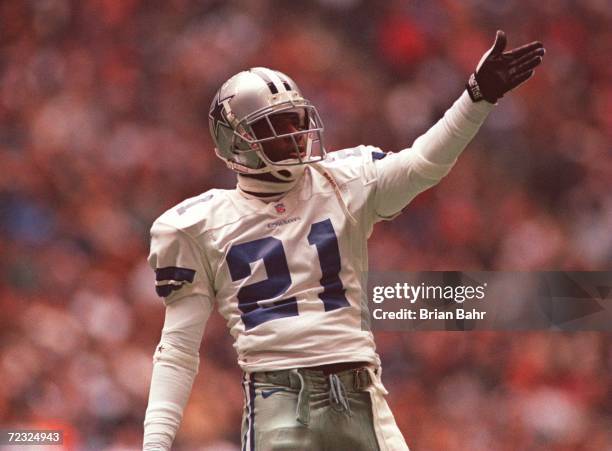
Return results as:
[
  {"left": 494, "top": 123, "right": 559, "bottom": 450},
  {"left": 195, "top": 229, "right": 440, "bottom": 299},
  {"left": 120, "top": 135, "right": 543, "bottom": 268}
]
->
[
  {"left": 491, "top": 30, "right": 507, "bottom": 54},
  {"left": 476, "top": 29, "right": 507, "bottom": 71}
]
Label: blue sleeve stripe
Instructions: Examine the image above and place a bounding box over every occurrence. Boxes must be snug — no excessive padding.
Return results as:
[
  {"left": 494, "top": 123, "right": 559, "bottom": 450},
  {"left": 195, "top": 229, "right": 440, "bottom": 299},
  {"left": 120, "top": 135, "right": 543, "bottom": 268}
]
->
[
  {"left": 155, "top": 266, "right": 196, "bottom": 283},
  {"left": 371, "top": 151, "right": 387, "bottom": 161}
]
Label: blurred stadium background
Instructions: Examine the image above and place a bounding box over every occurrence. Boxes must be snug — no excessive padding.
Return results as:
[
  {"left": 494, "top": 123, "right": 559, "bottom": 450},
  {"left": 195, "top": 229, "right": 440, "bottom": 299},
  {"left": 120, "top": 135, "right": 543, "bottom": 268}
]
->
[{"left": 1, "top": 0, "right": 610, "bottom": 450}]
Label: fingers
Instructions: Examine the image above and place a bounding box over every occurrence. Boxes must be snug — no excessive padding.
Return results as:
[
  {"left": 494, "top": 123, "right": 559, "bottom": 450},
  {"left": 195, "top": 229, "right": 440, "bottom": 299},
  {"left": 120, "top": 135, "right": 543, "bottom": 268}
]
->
[
  {"left": 504, "top": 41, "right": 544, "bottom": 58},
  {"left": 509, "top": 70, "right": 535, "bottom": 89},
  {"left": 510, "top": 52, "right": 544, "bottom": 75},
  {"left": 491, "top": 30, "right": 507, "bottom": 55},
  {"left": 510, "top": 46, "right": 546, "bottom": 66},
  {"left": 517, "top": 55, "right": 543, "bottom": 73},
  {"left": 506, "top": 42, "right": 544, "bottom": 92}
]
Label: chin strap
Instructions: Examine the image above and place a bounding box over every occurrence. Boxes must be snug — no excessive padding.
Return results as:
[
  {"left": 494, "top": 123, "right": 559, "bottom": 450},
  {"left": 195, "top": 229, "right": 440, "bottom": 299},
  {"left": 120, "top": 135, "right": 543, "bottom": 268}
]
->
[{"left": 310, "top": 163, "right": 358, "bottom": 226}]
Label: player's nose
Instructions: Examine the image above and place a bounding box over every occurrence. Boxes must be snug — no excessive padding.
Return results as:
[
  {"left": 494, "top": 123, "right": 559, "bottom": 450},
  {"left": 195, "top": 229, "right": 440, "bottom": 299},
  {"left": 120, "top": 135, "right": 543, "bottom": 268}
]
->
[{"left": 280, "top": 122, "right": 299, "bottom": 134}]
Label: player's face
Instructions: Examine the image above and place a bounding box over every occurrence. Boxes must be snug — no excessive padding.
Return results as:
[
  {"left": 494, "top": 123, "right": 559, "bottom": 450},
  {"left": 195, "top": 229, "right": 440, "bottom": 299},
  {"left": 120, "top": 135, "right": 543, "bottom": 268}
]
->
[{"left": 251, "top": 110, "right": 308, "bottom": 163}]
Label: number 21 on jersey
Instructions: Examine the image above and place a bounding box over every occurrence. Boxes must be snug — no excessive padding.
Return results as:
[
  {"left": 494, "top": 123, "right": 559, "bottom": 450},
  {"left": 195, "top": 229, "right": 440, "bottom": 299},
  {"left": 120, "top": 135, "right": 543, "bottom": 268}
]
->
[{"left": 226, "top": 218, "right": 349, "bottom": 330}]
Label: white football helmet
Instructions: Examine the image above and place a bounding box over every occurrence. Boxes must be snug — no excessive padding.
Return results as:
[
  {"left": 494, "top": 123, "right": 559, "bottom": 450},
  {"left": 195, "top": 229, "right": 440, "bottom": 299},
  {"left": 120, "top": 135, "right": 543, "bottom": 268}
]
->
[{"left": 209, "top": 67, "right": 326, "bottom": 181}]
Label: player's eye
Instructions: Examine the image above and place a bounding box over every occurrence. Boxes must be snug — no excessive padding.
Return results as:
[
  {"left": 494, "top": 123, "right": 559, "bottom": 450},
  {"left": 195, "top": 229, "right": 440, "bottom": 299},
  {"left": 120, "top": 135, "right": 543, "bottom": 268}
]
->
[
  {"left": 286, "top": 113, "right": 300, "bottom": 128},
  {"left": 250, "top": 117, "right": 275, "bottom": 139},
  {"left": 274, "top": 110, "right": 309, "bottom": 131},
  {"left": 251, "top": 109, "right": 310, "bottom": 140},
  {"left": 269, "top": 113, "right": 299, "bottom": 131}
]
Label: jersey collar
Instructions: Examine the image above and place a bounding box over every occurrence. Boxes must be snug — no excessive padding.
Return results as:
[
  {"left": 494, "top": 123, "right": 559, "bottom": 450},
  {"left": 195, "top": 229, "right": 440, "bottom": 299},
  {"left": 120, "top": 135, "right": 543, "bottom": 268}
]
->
[{"left": 230, "top": 169, "right": 314, "bottom": 218}]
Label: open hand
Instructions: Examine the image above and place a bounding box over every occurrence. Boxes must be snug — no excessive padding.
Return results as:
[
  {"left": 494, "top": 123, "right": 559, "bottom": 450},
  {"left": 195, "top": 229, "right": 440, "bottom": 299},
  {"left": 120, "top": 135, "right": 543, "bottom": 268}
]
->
[{"left": 466, "top": 30, "right": 545, "bottom": 103}]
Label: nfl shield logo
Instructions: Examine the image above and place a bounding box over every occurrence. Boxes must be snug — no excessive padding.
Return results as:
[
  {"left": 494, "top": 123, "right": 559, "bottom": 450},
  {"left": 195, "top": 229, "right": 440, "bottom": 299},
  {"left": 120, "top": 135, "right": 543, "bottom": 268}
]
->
[{"left": 274, "top": 203, "right": 286, "bottom": 214}]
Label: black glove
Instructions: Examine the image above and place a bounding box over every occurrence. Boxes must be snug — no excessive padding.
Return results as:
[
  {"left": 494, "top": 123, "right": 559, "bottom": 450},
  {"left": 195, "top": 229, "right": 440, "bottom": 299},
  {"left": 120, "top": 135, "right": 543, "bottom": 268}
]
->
[{"left": 466, "top": 30, "right": 545, "bottom": 103}]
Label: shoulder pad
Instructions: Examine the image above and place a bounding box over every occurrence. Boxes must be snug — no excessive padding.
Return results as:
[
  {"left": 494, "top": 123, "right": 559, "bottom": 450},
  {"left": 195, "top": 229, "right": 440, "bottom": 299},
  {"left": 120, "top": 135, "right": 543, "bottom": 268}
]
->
[
  {"left": 156, "top": 189, "right": 226, "bottom": 230},
  {"left": 319, "top": 145, "right": 386, "bottom": 184},
  {"left": 323, "top": 145, "right": 386, "bottom": 166}
]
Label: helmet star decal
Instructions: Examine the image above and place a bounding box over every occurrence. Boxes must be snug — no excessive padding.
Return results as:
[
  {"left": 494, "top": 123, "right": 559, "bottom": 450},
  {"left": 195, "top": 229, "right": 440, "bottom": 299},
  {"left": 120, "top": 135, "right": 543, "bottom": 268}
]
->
[{"left": 209, "top": 93, "right": 234, "bottom": 136}]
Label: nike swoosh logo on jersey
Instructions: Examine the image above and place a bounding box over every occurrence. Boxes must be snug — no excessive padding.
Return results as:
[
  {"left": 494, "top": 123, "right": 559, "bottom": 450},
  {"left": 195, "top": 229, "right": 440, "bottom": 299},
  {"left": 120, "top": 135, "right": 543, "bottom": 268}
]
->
[{"left": 261, "top": 388, "right": 286, "bottom": 399}]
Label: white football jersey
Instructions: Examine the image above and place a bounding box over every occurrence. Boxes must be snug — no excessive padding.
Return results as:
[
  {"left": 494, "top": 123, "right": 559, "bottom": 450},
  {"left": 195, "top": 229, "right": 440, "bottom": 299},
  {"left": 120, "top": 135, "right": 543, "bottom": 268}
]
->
[
  {"left": 149, "top": 145, "right": 432, "bottom": 372},
  {"left": 148, "top": 93, "right": 492, "bottom": 372}
]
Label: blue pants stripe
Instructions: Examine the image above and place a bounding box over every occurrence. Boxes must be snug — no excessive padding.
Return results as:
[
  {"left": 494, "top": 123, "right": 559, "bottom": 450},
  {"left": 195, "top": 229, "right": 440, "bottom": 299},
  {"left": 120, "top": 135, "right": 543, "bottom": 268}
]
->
[{"left": 242, "top": 373, "right": 256, "bottom": 451}]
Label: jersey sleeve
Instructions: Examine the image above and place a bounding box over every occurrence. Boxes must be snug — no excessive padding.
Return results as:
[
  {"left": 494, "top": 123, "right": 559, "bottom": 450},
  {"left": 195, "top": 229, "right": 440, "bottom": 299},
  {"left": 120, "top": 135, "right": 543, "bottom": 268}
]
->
[
  {"left": 148, "top": 219, "right": 215, "bottom": 305},
  {"left": 370, "top": 91, "right": 494, "bottom": 221},
  {"left": 144, "top": 221, "right": 214, "bottom": 449}
]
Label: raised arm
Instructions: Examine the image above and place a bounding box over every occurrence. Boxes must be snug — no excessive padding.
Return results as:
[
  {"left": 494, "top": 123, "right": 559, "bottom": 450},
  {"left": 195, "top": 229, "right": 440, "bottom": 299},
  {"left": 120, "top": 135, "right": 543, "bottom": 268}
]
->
[{"left": 372, "top": 30, "right": 545, "bottom": 220}]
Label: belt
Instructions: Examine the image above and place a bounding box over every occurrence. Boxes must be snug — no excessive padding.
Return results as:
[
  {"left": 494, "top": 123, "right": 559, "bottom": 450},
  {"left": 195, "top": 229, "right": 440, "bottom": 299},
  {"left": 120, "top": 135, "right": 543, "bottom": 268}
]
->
[
  {"left": 253, "top": 362, "right": 372, "bottom": 391},
  {"left": 251, "top": 363, "right": 373, "bottom": 425},
  {"left": 309, "top": 361, "right": 369, "bottom": 375}
]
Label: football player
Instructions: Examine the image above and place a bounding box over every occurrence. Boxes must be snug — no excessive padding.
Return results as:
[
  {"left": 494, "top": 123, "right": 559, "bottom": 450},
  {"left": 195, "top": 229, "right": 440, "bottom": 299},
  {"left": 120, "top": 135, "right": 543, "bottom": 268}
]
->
[{"left": 143, "top": 31, "right": 544, "bottom": 450}]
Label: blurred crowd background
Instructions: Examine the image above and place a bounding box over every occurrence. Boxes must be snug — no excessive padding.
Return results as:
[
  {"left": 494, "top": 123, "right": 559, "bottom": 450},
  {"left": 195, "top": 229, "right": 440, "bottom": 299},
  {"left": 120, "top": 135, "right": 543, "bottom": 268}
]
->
[{"left": 1, "top": 0, "right": 610, "bottom": 450}]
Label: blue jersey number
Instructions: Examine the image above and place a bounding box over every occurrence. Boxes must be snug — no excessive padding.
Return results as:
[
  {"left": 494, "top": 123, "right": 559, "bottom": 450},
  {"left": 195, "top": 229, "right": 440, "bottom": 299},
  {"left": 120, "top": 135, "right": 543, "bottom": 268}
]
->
[
  {"left": 226, "top": 219, "right": 349, "bottom": 329},
  {"left": 307, "top": 219, "right": 350, "bottom": 312},
  {"left": 226, "top": 237, "right": 298, "bottom": 330}
]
